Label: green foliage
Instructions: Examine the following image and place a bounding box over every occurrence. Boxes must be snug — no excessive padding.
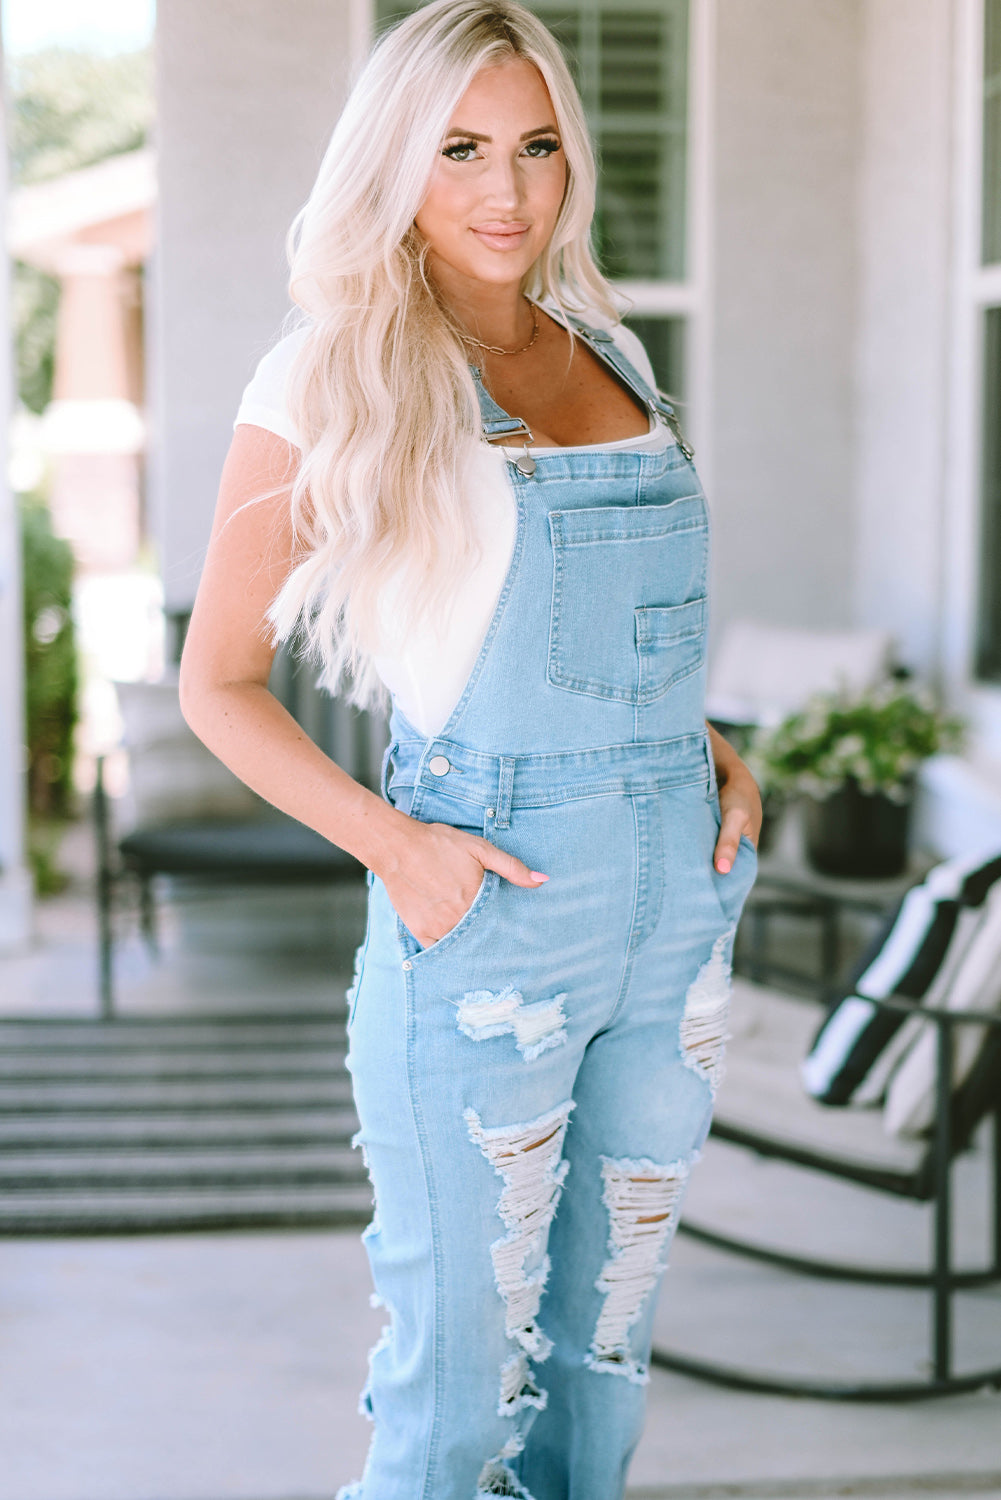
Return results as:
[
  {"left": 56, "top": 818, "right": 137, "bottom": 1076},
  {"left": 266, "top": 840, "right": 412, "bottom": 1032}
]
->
[
  {"left": 747, "top": 681, "right": 965, "bottom": 803},
  {"left": 12, "top": 264, "right": 59, "bottom": 416},
  {"left": 8, "top": 45, "right": 153, "bottom": 412},
  {"left": 20, "top": 494, "right": 79, "bottom": 819},
  {"left": 8, "top": 46, "right": 153, "bottom": 185},
  {"left": 27, "top": 815, "right": 72, "bottom": 897}
]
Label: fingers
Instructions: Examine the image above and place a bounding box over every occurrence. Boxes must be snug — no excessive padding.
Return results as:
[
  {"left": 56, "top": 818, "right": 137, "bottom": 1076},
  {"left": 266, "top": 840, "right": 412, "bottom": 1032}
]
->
[
  {"left": 474, "top": 838, "right": 548, "bottom": 888},
  {"left": 714, "top": 809, "right": 754, "bottom": 874}
]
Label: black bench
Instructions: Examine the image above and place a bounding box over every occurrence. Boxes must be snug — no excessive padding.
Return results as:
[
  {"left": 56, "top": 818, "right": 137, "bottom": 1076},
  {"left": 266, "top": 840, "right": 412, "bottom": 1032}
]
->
[{"left": 93, "top": 674, "right": 373, "bottom": 1017}]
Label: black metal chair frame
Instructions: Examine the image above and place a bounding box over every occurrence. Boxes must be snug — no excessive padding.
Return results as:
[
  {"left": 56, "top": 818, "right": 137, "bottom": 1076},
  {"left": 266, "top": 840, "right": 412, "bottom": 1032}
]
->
[
  {"left": 94, "top": 755, "right": 364, "bottom": 1021},
  {"left": 651, "top": 993, "right": 1001, "bottom": 1401},
  {"left": 737, "top": 868, "right": 931, "bottom": 1006}
]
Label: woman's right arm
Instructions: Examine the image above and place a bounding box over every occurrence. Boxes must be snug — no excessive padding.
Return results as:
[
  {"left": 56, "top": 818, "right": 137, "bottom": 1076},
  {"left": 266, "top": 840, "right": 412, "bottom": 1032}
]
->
[{"left": 178, "top": 424, "right": 546, "bottom": 948}]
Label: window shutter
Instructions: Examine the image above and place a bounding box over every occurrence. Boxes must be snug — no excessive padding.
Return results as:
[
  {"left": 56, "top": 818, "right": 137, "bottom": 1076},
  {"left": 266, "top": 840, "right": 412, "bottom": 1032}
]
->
[{"left": 534, "top": 1, "right": 689, "bottom": 280}]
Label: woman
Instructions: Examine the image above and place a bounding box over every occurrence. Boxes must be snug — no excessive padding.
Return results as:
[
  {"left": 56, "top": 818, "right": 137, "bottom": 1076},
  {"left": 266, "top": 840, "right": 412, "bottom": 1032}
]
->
[{"left": 179, "top": 2, "right": 762, "bottom": 1495}]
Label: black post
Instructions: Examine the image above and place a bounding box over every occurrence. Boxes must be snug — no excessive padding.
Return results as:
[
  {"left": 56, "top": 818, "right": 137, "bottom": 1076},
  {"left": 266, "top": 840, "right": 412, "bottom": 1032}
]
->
[
  {"left": 932, "top": 1013, "right": 954, "bottom": 1383},
  {"left": 993, "top": 1101, "right": 1001, "bottom": 1275},
  {"left": 748, "top": 902, "right": 767, "bottom": 983},
  {"left": 94, "top": 756, "right": 115, "bottom": 1021},
  {"left": 820, "top": 899, "right": 841, "bottom": 1003}
]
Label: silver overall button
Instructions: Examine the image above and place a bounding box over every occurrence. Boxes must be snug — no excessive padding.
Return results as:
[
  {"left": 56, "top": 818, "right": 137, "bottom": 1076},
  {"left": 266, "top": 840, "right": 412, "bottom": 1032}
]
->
[{"left": 428, "top": 754, "right": 451, "bottom": 776}]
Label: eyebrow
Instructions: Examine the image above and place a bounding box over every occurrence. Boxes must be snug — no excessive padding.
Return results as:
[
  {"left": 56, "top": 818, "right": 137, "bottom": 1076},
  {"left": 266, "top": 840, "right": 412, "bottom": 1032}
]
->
[{"left": 444, "top": 125, "right": 560, "bottom": 142}]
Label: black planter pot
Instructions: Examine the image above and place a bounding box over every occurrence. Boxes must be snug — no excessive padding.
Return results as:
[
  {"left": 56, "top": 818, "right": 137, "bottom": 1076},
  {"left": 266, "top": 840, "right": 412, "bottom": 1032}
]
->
[{"left": 803, "top": 779, "right": 913, "bottom": 878}]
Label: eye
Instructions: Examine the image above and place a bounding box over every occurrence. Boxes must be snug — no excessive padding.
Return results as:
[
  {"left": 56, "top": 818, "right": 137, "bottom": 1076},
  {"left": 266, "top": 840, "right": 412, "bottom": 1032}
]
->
[
  {"left": 442, "top": 140, "right": 480, "bottom": 162},
  {"left": 523, "top": 137, "right": 561, "bottom": 158}
]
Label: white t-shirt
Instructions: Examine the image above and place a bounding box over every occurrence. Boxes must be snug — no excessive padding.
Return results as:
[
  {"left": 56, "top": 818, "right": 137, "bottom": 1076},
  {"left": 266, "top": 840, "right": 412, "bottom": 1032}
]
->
[{"left": 234, "top": 310, "right": 675, "bottom": 736}]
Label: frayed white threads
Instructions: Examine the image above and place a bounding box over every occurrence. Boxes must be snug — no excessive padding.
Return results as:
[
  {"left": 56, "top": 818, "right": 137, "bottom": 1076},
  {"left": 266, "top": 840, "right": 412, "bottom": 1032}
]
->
[
  {"left": 679, "top": 930, "right": 733, "bottom": 1094},
  {"left": 351, "top": 1126, "right": 380, "bottom": 1238},
  {"left": 457, "top": 985, "right": 568, "bottom": 1061},
  {"left": 586, "top": 1154, "right": 690, "bottom": 1384},
  {"left": 498, "top": 1350, "right": 548, "bottom": 1417},
  {"left": 465, "top": 1099, "right": 575, "bottom": 1360},
  {"left": 474, "top": 1453, "right": 537, "bottom": 1498}
]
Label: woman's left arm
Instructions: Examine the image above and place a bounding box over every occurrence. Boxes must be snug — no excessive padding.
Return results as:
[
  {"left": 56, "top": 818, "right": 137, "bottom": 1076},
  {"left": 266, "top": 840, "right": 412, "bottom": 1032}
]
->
[{"left": 707, "top": 721, "right": 763, "bottom": 873}]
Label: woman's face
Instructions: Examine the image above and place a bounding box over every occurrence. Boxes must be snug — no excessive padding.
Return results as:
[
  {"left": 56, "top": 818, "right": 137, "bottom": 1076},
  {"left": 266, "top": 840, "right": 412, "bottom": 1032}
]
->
[{"left": 414, "top": 56, "right": 568, "bottom": 294}]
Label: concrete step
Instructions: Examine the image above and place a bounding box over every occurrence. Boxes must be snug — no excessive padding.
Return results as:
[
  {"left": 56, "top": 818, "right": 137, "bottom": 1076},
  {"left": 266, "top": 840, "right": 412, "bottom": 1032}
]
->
[
  {"left": 0, "top": 1049, "right": 347, "bottom": 1079},
  {"left": 0, "top": 1075, "right": 355, "bottom": 1112},
  {"left": 0, "top": 1142, "right": 368, "bottom": 1187},
  {"left": 0, "top": 1013, "right": 369, "bottom": 1232},
  {"left": 0, "top": 1106, "right": 360, "bottom": 1146},
  {"left": 0, "top": 1016, "right": 347, "bottom": 1050},
  {"left": 0, "top": 1181, "right": 375, "bottom": 1234}
]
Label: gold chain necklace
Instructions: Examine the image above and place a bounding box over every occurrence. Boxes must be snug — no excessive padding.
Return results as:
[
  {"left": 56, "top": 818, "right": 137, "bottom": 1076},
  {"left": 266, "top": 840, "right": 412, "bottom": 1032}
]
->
[{"left": 460, "top": 299, "right": 540, "bottom": 356}]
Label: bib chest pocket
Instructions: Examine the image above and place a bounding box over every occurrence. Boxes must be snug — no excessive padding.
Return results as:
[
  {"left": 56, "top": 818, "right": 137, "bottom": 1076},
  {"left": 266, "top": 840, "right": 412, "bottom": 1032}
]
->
[{"left": 547, "top": 496, "right": 709, "bottom": 704}]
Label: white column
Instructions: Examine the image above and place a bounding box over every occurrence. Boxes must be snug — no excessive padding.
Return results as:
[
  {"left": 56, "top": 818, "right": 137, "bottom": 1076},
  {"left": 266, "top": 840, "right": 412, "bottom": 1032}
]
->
[
  {"left": 853, "top": 0, "right": 955, "bottom": 677},
  {"left": 711, "top": 0, "right": 863, "bottom": 636},
  {"left": 0, "top": 28, "right": 33, "bottom": 951},
  {"left": 150, "top": 0, "right": 360, "bottom": 626}
]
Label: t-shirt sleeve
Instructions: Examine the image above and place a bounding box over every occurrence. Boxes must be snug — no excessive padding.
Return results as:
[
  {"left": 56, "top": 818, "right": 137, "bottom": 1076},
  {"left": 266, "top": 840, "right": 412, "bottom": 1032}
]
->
[{"left": 233, "top": 325, "right": 310, "bottom": 449}]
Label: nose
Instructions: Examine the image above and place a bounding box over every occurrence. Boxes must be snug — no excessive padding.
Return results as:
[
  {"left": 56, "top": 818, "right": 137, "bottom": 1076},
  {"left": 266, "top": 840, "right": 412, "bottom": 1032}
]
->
[{"left": 481, "top": 151, "right": 522, "bottom": 210}]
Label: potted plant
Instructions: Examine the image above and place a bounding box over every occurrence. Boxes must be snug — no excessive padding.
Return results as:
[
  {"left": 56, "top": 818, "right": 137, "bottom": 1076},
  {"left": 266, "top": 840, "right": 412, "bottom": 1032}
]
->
[{"left": 746, "top": 681, "right": 964, "bottom": 877}]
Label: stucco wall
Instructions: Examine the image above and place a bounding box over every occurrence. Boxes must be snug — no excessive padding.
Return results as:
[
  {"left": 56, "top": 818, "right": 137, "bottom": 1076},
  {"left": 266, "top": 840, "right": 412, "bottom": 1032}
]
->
[
  {"left": 151, "top": 0, "right": 356, "bottom": 612},
  {"left": 710, "top": 0, "right": 863, "bottom": 640},
  {"left": 853, "top": 0, "right": 954, "bottom": 676}
]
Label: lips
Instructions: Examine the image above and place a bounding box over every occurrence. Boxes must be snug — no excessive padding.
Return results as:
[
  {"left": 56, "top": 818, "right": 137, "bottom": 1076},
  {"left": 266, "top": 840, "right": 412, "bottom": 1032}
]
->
[{"left": 471, "top": 222, "right": 531, "bottom": 250}]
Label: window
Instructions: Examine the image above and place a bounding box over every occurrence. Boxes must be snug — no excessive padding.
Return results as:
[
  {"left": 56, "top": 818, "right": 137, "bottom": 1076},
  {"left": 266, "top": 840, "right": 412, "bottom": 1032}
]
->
[
  {"left": 375, "top": 0, "right": 693, "bottom": 399},
  {"left": 983, "top": 0, "right": 1001, "bottom": 266},
  {"left": 976, "top": 0, "right": 1001, "bottom": 682}
]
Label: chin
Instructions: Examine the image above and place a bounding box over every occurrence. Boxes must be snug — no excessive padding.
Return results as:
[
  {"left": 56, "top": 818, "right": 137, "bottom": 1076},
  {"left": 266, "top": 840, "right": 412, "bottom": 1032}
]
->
[{"left": 451, "top": 251, "right": 538, "bottom": 287}]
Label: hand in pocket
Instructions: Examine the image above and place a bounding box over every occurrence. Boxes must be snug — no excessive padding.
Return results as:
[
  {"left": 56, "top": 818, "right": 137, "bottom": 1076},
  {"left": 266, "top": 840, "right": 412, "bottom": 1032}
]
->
[{"left": 380, "top": 818, "right": 548, "bottom": 951}]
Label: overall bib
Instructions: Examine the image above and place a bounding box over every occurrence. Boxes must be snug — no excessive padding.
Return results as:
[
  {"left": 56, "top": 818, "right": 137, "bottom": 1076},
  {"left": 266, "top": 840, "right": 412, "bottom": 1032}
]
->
[{"left": 339, "top": 317, "right": 758, "bottom": 1500}]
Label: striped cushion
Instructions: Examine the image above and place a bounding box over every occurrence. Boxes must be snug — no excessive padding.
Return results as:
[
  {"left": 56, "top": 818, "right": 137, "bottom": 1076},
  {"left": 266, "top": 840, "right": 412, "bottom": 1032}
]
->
[
  {"left": 883, "top": 876, "right": 1001, "bottom": 1136},
  {"left": 801, "top": 850, "right": 1001, "bottom": 1106}
]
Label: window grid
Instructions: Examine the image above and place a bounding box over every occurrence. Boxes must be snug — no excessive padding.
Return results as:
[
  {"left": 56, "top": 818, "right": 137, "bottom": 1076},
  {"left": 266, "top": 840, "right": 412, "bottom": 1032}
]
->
[{"left": 532, "top": 1, "right": 688, "bottom": 283}]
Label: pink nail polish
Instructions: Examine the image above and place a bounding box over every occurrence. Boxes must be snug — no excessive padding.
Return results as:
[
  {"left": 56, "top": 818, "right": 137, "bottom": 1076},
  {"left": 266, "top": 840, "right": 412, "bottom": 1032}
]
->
[
  {"left": 717, "top": 858, "right": 731, "bottom": 874},
  {"left": 530, "top": 871, "right": 549, "bottom": 882}
]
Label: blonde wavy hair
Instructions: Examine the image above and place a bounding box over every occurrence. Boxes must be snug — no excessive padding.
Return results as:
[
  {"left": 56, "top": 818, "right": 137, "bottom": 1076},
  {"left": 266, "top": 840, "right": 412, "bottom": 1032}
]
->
[{"left": 266, "top": 0, "right": 618, "bottom": 711}]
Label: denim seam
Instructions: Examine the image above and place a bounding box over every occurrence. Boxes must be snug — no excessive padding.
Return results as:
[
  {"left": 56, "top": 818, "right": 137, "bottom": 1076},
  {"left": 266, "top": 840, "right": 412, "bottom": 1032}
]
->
[
  {"left": 547, "top": 503, "right": 709, "bottom": 705},
  {"left": 551, "top": 642, "right": 705, "bottom": 706},
  {"left": 504, "top": 451, "right": 688, "bottom": 483},
  {"left": 632, "top": 793, "right": 664, "bottom": 951},
  {"left": 406, "top": 727, "right": 707, "bottom": 765},
  {"left": 345, "top": 904, "right": 374, "bottom": 1030},
  {"left": 600, "top": 796, "right": 644, "bottom": 1032},
  {"left": 396, "top": 869, "right": 499, "bottom": 967},
  {"left": 401, "top": 965, "right": 443, "bottom": 1496},
  {"left": 412, "top": 772, "right": 709, "bottom": 813},
  {"left": 550, "top": 511, "right": 704, "bottom": 546},
  {"left": 433, "top": 490, "right": 528, "bottom": 747}
]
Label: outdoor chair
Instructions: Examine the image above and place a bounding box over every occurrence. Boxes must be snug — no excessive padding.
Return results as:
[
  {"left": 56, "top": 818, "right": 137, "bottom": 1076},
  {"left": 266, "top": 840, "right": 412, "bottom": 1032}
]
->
[
  {"left": 652, "top": 850, "right": 1001, "bottom": 1400},
  {"left": 95, "top": 678, "right": 364, "bottom": 1017},
  {"left": 705, "top": 618, "right": 897, "bottom": 737}
]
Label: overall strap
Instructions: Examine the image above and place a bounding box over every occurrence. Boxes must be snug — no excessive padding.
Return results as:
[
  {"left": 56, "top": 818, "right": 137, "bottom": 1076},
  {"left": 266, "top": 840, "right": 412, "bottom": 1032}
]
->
[
  {"left": 468, "top": 310, "right": 695, "bottom": 460},
  {"left": 558, "top": 310, "right": 694, "bottom": 459},
  {"left": 469, "top": 363, "right": 535, "bottom": 442}
]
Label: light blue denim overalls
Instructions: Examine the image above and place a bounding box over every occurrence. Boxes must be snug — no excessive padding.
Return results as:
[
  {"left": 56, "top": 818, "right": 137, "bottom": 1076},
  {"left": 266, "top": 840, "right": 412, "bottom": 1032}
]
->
[{"left": 339, "top": 315, "right": 758, "bottom": 1500}]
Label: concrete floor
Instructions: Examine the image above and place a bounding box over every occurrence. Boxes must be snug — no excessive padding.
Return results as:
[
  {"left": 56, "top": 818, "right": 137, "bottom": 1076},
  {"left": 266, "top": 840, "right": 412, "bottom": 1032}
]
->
[{"left": 1, "top": 819, "right": 1000, "bottom": 1500}]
